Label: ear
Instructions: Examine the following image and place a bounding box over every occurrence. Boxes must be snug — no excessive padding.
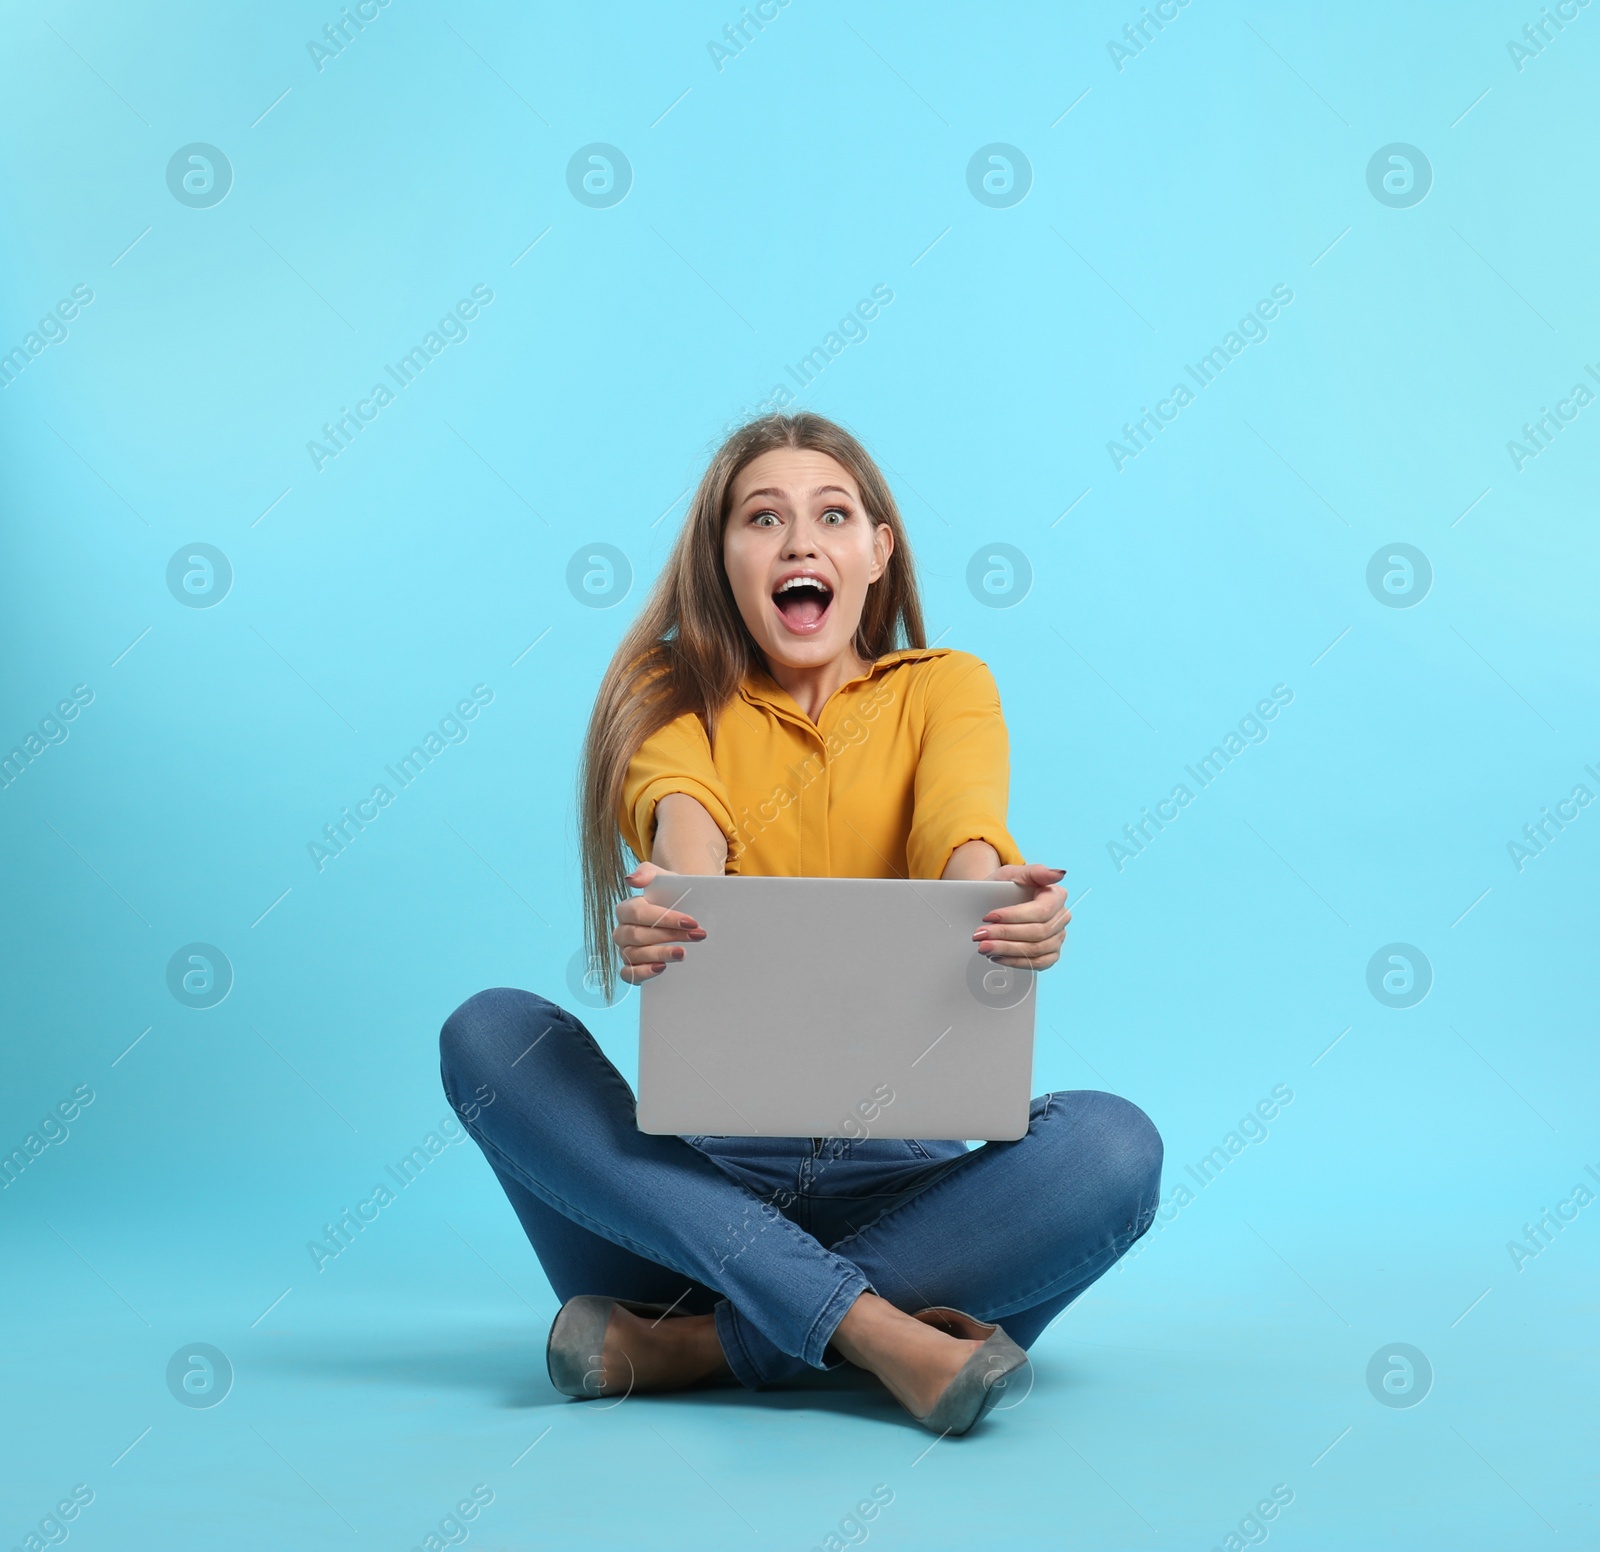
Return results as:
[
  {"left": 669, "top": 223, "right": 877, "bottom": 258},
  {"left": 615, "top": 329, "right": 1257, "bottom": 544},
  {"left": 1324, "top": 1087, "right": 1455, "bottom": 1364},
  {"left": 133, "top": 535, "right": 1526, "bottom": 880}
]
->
[{"left": 868, "top": 522, "right": 895, "bottom": 583}]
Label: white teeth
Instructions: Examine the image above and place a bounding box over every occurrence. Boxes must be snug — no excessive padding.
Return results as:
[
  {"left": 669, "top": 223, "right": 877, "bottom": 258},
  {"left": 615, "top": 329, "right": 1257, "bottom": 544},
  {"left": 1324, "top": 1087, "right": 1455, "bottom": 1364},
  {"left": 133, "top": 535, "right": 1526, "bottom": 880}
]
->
[{"left": 775, "top": 576, "right": 830, "bottom": 594}]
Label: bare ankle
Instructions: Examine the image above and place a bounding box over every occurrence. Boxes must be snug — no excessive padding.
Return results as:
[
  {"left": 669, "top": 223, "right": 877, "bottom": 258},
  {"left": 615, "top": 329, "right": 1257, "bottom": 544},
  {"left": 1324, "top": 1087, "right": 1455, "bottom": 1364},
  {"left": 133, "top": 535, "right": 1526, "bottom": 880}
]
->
[
  {"left": 833, "top": 1293, "right": 951, "bottom": 1366},
  {"left": 609, "top": 1308, "right": 731, "bottom": 1391},
  {"left": 830, "top": 1294, "right": 987, "bottom": 1416}
]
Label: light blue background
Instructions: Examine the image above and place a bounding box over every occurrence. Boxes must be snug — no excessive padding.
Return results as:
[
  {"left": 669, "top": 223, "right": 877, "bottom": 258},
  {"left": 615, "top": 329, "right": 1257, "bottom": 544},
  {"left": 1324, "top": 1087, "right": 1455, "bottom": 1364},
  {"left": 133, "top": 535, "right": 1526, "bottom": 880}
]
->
[{"left": 2, "top": 2, "right": 1596, "bottom": 1548}]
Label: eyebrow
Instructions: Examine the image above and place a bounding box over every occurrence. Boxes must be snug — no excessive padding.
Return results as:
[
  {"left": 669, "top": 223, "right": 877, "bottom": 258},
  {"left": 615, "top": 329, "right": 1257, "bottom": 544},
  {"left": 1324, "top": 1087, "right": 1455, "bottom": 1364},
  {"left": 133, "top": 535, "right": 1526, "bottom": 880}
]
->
[{"left": 738, "top": 485, "right": 856, "bottom": 503}]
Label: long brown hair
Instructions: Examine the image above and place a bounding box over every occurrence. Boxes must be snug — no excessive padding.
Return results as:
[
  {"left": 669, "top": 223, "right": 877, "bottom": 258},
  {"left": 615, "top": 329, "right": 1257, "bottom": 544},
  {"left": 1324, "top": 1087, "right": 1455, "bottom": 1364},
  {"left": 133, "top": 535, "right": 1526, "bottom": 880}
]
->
[{"left": 578, "top": 412, "right": 926, "bottom": 998}]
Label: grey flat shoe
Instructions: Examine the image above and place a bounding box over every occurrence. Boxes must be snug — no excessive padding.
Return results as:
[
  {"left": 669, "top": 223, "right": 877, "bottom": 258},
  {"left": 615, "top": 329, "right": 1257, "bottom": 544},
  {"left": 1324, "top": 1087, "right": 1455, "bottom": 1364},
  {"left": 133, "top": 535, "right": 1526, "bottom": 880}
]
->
[
  {"left": 545, "top": 1296, "right": 684, "bottom": 1399},
  {"left": 905, "top": 1306, "right": 1030, "bottom": 1436}
]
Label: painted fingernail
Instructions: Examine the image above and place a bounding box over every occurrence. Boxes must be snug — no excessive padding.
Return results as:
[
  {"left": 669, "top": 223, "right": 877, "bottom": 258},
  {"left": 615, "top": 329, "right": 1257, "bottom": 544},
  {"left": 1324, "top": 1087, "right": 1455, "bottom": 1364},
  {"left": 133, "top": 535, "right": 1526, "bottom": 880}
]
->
[
  {"left": 688, "top": 929, "right": 708, "bottom": 940},
  {"left": 672, "top": 948, "right": 685, "bottom": 960}
]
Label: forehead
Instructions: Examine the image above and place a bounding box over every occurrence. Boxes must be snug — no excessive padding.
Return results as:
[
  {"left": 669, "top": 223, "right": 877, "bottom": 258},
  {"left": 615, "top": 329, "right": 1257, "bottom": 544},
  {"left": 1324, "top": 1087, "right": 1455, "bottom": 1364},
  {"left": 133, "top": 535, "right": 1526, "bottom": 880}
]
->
[{"left": 729, "top": 447, "right": 860, "bottom": 505}]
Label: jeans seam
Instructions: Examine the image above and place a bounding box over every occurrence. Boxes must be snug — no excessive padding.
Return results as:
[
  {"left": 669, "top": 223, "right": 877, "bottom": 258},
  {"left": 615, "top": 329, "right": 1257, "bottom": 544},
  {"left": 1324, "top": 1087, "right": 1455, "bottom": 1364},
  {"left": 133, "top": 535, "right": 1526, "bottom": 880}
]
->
[
  {"left": 821, "top": 1149, "right": 976, "bottom": 1257},
  {"left": 973, "top": 1189, "right": 1161, "bottom": 1320},
  {"left": 976, "top": 1221, "right": 1147, "bottom": 1321},
  {"left": 456, "top": 1111, "right": 714, "bottom": 1279},
  {"left": 814, "top": 1091, "right": 1145, "bottom": 1320}
]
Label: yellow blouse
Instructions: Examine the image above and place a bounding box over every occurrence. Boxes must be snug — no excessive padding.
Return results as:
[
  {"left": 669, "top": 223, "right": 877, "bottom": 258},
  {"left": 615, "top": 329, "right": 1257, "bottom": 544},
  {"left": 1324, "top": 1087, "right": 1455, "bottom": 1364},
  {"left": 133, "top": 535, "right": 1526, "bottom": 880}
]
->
[{"left": 619, "top": 648, "right": 1025, "bottom": 878}]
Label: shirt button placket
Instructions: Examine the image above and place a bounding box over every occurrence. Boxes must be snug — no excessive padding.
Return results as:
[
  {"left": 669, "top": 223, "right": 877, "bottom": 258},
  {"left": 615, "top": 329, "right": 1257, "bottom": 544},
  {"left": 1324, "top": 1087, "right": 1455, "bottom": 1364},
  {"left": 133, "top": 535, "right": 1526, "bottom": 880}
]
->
[{"left": 806, "top": 742, "right": 829, "bottom": 875}]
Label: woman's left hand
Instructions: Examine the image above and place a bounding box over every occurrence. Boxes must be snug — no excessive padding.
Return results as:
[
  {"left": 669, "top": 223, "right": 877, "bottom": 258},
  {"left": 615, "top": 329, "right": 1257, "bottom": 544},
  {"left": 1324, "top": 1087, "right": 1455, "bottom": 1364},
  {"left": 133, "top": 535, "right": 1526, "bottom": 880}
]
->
[{"left": 975, "top": 863, "right": 1070, "bottom": 970}]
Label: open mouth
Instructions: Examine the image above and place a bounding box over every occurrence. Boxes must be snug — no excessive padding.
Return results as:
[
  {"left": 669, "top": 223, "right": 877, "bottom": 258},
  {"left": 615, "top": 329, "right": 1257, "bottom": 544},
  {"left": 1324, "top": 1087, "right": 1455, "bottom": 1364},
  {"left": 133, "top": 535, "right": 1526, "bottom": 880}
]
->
[{"left": 771, "top": 574, "right": 833, "bottom": 634}]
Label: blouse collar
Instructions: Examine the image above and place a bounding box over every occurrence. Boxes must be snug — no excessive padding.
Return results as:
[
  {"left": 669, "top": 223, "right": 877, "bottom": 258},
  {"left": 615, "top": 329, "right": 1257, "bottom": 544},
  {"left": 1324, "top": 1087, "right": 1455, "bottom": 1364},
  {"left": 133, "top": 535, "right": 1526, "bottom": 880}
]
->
[{"left": 736, "top": 647, "right": 950, "bottom": 727}]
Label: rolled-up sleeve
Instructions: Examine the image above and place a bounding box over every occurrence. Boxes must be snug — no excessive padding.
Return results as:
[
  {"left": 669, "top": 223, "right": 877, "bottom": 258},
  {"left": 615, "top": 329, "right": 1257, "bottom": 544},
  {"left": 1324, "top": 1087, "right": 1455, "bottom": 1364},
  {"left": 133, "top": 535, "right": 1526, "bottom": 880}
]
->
[
  {"left": 905, "top": 653, "right": 1025, "bottom": 878},
  {"left": 620, "top": 711, "right": 740, "bottom": 867}
]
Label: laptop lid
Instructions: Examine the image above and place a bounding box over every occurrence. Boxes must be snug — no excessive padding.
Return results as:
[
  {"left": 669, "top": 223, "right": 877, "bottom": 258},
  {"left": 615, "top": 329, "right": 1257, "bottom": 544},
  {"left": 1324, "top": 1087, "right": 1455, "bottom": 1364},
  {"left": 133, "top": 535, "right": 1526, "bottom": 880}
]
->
[{"left": 636, "top": 875, "right": 1036, "bottom": 1141}]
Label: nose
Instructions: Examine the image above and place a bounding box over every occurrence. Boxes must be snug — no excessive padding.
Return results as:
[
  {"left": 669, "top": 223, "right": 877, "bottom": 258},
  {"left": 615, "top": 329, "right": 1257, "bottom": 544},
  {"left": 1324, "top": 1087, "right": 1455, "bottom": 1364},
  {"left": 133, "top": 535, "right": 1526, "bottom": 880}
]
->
[{"left": 782, "top": 513, "right": 821, "bottom": 558}]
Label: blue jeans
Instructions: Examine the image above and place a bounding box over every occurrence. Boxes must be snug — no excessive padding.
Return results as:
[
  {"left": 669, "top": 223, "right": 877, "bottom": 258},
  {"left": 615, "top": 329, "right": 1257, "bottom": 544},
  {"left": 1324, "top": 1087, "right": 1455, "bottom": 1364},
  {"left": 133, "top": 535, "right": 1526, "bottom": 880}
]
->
[{"left": 438, "top": 988, "right": 1162, "bottom": 1390}]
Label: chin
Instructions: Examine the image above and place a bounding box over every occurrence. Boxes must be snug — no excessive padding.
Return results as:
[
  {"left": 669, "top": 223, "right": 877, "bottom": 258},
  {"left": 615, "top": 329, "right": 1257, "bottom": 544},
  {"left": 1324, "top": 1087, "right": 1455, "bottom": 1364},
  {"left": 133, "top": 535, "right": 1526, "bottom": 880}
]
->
[{"left": 764, "top": 634, "right": 846, "bottom": 668}]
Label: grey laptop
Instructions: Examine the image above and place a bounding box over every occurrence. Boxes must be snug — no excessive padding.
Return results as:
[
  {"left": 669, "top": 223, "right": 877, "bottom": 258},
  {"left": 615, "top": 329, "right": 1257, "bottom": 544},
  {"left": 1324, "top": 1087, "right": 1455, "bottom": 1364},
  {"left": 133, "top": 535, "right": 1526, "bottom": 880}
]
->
[{"left": 636, "top": 875, "right": 1036, "bottom": 1141}]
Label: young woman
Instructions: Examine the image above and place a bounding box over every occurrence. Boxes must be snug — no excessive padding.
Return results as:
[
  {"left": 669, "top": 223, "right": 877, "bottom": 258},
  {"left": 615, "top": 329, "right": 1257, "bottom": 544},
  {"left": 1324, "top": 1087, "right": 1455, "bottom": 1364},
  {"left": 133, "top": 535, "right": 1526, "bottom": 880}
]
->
[{"left": 439, "top": 413, "right": 1162, "bottom": 1436}]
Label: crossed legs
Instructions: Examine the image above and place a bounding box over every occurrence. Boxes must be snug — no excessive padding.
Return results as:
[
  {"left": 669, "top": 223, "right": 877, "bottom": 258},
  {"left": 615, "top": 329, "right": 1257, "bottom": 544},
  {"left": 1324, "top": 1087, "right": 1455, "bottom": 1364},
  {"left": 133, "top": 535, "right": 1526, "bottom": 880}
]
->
[{"left": 439, "top": 988, "right": 1162, "bottom": 1403}]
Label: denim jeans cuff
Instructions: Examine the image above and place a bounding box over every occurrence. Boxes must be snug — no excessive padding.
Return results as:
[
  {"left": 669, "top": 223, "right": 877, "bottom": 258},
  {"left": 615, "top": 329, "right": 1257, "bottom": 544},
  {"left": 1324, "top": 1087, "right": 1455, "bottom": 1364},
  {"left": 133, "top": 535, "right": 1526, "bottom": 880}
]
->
[
  {"left": 713, "top": 1299, "right": 765, "bottom": 1391},
  {"left": 713, "top": 1269, "right": 870, "bottom": 1389},
  {"left": 800, "top": 1271, "right": 871, "bottom": 1369}
]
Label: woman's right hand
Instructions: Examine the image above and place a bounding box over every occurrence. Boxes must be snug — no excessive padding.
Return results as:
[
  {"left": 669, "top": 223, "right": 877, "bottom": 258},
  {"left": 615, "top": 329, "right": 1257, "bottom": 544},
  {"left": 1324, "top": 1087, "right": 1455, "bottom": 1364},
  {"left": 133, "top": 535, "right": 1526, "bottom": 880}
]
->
[{"left": 612, "top": 861, "right": 707, "bottom": 983}]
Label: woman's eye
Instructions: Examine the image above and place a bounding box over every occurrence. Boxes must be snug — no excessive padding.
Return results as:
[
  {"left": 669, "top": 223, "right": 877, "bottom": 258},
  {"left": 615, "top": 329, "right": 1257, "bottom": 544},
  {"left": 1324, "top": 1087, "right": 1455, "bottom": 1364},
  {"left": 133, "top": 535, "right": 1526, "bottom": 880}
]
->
[
  {"left": 821, "top": 507, "right": 848, "bottom": 525},
  {"left": 752, "top": 510, "right": 780, "bottom": 526}
]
